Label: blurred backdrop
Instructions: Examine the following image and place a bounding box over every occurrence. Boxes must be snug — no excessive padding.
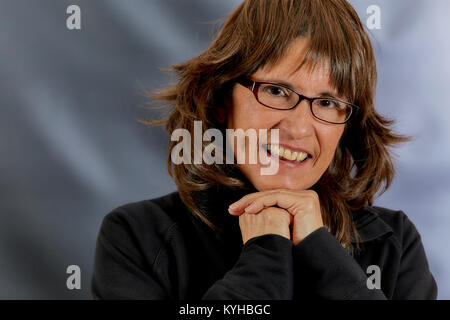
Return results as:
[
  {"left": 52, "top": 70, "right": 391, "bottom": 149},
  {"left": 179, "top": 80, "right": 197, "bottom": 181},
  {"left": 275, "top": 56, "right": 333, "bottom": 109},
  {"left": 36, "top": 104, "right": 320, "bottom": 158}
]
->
[{"left": 0, "top": 0, "right": 449, "bottom": 299}]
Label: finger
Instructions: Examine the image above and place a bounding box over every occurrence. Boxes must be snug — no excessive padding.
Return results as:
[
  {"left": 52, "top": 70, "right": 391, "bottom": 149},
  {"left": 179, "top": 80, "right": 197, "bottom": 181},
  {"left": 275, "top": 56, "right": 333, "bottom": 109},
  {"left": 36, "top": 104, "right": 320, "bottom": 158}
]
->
[
  {"left": 242, "top": 192, "right": 303, "bottom": 215},
  {"left": 228, "top": 191, "right": 274, "bottom": 215}
]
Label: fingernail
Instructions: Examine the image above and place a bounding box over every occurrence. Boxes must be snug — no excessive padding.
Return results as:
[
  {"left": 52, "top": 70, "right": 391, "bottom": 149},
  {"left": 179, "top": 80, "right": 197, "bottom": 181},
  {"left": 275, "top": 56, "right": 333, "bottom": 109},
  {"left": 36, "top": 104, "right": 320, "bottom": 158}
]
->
[{"left": 229, "top": 203, "right": 238, "bottom": 209}]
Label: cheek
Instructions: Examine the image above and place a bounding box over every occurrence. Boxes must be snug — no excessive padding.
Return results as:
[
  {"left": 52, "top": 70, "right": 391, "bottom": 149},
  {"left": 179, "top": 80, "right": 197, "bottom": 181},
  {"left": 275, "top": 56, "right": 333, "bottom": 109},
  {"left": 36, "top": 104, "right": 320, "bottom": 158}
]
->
[
  {"left": 228, "top": 89, "right": 279, "bottom": 130},
  {"left": 317, "top": 126, "right": 345, "bottom": 161}
]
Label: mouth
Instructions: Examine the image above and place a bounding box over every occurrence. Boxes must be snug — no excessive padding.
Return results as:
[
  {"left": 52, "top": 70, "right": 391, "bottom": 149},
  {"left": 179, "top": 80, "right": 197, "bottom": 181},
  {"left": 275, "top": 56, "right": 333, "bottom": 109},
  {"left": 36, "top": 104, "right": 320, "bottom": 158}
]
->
[{"left": 264, "top": 144, "right": 312, "bottom": 165}]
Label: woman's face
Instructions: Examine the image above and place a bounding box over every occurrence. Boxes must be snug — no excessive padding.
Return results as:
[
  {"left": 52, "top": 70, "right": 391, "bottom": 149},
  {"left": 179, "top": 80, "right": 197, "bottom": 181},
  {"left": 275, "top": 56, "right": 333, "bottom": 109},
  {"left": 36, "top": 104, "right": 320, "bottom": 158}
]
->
[{"left": 227, "top": 38, "right": 346, "bottom": 191}]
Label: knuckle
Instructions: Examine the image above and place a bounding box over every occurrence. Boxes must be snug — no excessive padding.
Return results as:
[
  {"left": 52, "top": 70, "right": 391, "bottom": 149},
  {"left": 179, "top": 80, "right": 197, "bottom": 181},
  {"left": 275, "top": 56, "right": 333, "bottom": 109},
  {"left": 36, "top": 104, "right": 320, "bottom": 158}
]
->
[
  {"left": 261, "top": 207, "right": 275, "bottom": 216},
  {"left": 306, "top": 190, "right": 319, "bottom": 199},
  {"left": 268, "top": 190, "right": 282, "bottom": 197},
  {"left": 260, "top": 208, "right": 275, "bottom": 221},
  {"left": 262, "top": 207, "right": 290, "bottom": 223}
]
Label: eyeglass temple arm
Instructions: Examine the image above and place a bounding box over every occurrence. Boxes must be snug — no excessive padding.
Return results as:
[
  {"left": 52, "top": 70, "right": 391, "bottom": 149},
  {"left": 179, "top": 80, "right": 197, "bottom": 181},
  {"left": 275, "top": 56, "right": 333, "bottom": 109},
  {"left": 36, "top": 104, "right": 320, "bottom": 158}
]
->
[{"left": 236, "top": 77, "right": 255, "bottom": 89}]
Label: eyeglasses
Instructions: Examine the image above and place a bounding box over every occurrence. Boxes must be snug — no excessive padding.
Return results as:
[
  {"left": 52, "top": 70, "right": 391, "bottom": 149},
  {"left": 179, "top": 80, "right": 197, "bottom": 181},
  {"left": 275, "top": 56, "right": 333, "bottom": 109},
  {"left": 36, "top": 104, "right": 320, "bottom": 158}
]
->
[{"left": 236, "top": 77, "right": 359, "bottom": 124}]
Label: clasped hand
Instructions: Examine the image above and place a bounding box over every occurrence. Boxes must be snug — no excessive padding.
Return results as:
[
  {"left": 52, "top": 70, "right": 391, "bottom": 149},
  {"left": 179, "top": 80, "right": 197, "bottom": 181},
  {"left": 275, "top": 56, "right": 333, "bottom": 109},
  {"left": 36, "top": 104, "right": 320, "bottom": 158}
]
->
[{"left": 228, "top": 189, "right": 324, "bottom": 245}]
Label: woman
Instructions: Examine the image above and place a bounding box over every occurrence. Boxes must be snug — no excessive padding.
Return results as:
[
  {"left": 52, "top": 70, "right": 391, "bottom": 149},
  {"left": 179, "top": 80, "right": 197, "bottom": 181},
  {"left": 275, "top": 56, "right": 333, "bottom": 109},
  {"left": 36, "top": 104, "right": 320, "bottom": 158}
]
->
[{"left": 91, "top": 0, "right": 437, "bottom": 299}]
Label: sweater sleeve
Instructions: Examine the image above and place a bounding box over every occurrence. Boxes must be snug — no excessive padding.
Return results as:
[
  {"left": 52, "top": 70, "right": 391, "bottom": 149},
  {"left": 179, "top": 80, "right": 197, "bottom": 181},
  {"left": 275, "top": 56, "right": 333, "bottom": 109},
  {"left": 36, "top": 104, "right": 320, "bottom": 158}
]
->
[
  {"left": 292, "top": 227, "right": 387, "bottom": 300},
  {"left": 202, "top": 234, "right": 294, "bottom": 300},
  {"left": 92, "top": 210, "right": 294, "bottom": 300},
  {"left": 293, "top": 221, "right": 437, "bottom": 300}
]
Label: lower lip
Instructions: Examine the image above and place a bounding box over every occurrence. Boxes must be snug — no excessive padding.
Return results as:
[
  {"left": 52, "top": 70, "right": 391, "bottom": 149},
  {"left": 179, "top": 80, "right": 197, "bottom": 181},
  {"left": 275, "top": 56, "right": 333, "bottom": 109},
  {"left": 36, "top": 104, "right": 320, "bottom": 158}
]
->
[{"left": 266, "top": 149, "right": 311, "bottom": 168}]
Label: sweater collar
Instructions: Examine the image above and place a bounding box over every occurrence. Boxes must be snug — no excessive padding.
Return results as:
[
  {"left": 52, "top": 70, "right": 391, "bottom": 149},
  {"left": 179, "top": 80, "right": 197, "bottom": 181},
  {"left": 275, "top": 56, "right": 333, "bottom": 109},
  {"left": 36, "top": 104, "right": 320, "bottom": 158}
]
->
[
  {"left": 194, "top": 168, "right": 393, "bottom": 244},
  {"left": 196, "top": 183, "right": 255, "bottom": 239},
  {"left": 350, "top": 207, "right": 393, "bottom": 243}
]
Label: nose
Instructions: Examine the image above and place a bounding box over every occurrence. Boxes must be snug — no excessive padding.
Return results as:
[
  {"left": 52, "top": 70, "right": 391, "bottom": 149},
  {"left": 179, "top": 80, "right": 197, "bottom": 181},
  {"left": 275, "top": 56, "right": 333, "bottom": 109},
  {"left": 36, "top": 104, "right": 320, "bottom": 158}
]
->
[{"left": 281, "top": 99, "right": 315, "bottom": 138}]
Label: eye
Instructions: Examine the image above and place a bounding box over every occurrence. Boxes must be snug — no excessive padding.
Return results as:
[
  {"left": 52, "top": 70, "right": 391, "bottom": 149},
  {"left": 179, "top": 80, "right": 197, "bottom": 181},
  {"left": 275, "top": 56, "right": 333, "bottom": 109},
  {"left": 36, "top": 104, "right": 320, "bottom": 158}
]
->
[
  {"left": 318, "top": 99, "right": 343, "bottom": 109},
  {"left": 319, "top": 99, "right": 334, "bottom": 107},
  {"left": 261, "top": 85, "right": 289, "bottom": 97}
]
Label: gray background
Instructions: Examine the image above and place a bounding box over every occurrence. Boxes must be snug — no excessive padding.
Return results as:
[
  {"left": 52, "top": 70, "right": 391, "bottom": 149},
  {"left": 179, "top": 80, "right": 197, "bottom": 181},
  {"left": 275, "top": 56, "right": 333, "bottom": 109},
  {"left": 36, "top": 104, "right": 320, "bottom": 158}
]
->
[{"left": 0, "top": 0, "right": 448, "bottom": 299}]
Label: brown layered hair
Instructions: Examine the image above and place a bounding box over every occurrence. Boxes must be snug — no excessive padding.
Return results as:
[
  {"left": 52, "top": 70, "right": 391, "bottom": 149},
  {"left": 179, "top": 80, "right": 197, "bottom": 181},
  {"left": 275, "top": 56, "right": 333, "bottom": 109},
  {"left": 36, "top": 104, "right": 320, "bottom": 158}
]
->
[{"left": 142, "top": 0, "right": 410, "bottom": 253}]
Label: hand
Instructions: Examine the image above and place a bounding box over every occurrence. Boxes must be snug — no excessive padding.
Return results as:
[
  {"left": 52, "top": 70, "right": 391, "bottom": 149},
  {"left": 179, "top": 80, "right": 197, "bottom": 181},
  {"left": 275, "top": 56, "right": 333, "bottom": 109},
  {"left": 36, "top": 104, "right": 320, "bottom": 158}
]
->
[
  {"left": 237, "top": 207, "right": 293, "bottom": 244},
  {"left": 228, "top": 189, "right": 324, "bottom": 245}
]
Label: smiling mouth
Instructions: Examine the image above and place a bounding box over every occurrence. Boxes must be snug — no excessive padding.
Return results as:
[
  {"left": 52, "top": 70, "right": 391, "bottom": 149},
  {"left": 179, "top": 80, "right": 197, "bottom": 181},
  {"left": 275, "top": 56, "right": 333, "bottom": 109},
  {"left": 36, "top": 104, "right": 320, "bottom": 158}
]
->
[{"left": 265, "top": 144, "right": 312, "bottom": 163}]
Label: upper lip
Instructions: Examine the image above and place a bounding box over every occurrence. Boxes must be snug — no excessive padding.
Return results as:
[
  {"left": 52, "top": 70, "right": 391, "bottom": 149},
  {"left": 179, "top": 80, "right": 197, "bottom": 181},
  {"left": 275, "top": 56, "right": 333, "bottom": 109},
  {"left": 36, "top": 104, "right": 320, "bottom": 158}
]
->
[{"left": 267, "top": 143, "right": 313, "bottom": 158}]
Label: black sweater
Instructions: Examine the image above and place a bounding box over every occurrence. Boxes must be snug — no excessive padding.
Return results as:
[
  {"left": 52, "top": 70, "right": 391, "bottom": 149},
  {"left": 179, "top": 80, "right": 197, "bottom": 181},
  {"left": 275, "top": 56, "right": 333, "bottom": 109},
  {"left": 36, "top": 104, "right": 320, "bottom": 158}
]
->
[{"left": 91, "top": 189, "right": 437, "bottom": 299}]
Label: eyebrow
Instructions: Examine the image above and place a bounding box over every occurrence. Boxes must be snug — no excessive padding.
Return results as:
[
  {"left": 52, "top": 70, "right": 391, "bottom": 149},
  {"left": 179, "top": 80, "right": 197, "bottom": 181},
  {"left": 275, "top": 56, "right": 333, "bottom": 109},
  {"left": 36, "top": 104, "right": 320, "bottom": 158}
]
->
[{"left": 255, "top": 77, "right": 340, "bottom": 99}]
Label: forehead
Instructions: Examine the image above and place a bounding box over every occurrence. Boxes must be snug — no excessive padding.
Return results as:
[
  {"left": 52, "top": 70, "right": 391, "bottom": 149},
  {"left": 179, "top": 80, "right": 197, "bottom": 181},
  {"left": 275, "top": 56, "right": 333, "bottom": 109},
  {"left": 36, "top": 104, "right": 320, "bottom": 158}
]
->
[{"left": 252, "top": 38, "right": 338, "bottom": 96}]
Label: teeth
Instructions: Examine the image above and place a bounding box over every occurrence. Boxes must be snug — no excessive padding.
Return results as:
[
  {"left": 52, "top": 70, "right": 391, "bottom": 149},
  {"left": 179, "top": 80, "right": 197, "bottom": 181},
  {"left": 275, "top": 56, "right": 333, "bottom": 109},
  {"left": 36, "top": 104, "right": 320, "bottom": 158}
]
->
[
  {"left": 297, "top": 152, "right": 308, "bottom": 161},
  {"left": 284, "top": 149, "right": 291, "bottom": 160},
  {"left": 268, "top": 144, "right": 309, "bottom": 162}
]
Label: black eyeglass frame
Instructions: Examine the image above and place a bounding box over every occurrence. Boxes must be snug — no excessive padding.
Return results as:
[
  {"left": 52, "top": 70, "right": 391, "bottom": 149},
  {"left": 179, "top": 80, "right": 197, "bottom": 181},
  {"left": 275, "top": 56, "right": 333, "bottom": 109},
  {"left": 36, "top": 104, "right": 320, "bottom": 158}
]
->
[{"left": 236, "top": 77, "right": 359, "bottom": 125}]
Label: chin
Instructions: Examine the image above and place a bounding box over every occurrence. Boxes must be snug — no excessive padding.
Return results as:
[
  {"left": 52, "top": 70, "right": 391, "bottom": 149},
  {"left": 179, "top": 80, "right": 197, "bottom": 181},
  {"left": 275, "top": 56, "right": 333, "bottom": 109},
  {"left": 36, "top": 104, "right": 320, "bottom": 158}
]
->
[
  {"left": 238, "top": 163, "right": 320, "bottom": 191},
  {"left": 248, "top": 174, "right": 313, "bottom": 192}
]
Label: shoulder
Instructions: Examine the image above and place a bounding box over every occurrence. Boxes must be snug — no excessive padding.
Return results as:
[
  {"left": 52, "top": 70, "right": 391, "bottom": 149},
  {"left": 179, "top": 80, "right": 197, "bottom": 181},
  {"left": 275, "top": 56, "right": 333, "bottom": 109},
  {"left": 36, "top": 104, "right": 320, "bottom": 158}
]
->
[
  {"left": 97, "top": 191, "right": 189, "bottom": 258},
  {"left": 353, "top": 205, "right": 423, "bottom": 248},
  {"left": 371, "top": 206, "right": 421, "bottom": 238},
  {"left": 353, "top": 206, "right": 437, "bottom": 299},
  {"left": 102, "top": 191, "right": 183, "bottom": 230}
]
